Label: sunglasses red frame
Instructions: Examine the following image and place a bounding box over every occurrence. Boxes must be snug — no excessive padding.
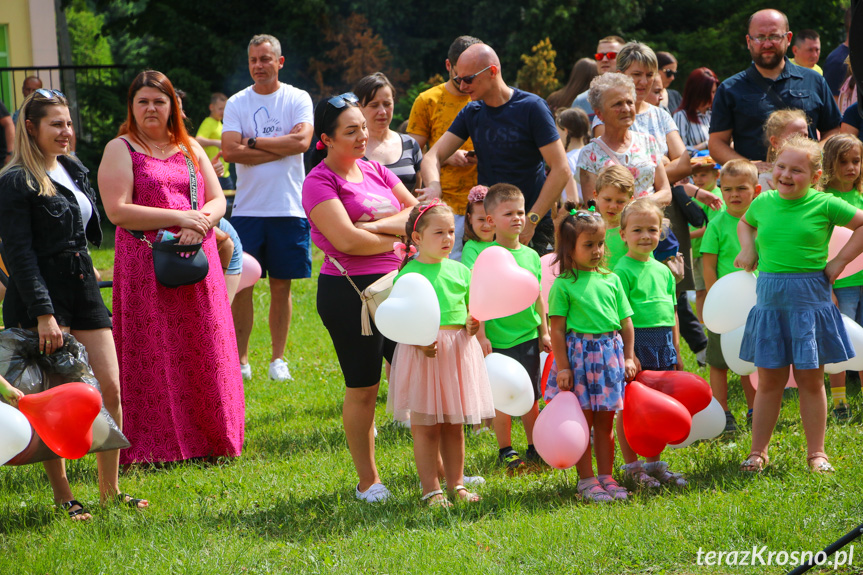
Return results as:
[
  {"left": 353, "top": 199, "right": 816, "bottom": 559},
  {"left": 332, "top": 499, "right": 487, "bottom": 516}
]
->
[{"left": 594, "top": 52, "right": 618, "bottom": 61}]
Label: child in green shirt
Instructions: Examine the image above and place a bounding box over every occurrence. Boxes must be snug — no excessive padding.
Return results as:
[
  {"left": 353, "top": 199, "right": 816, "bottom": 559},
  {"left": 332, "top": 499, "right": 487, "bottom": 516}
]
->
[
  {"left": 592, "top": 165, "right": 635, "bottom": 271},
  {"left": 688, "top": 155, "right": 724, "bottom": 322},
  {"left": 460, "top": 186, "right": 494, "bottom": 268}
]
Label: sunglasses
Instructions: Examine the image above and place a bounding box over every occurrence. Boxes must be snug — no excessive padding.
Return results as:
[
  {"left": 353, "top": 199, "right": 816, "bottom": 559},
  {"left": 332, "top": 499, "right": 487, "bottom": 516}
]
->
[
  {"left": 749, "top": 33, "right": 789, "bottom": 45},
  {"left": 594, "top": 52, "right": 617, "bottom": 62},
  {"left": 327, "top": 92, "right": 359, "bottom": 109},
  {"left": 662, "top": 69, "right": 677, "bottom": 78},
  {"left": 34, "top": 89, "right": 65, "bottom": 99},
  {"left": 453, "top": 66, "right": 492, "bottom": 86}
]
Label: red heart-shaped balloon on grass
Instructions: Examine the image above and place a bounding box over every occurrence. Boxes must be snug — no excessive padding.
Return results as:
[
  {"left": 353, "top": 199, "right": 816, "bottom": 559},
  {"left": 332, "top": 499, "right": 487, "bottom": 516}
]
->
[
  {"left": 635, "top": 370, "right": 712, "bottom": 415},
  {"left": 18, "top": 382, "right": 102, "bottom": 460},
  {"left": 469, "top": 246, "right": 540, "bottom": 321},
  {"left": 622, "top": 381, "right": 692, "bottom": 458}
]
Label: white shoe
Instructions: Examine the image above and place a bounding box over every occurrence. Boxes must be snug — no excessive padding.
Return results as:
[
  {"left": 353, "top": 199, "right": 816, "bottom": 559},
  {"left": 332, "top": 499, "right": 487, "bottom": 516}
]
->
[
  {"left": 394, "top": 416, "right": 411, "bottom": 429},
  {"left": 355, "top": 482, "right": 390, "bottom": 503},
  {"left": 240, "top": 363, "right": 252, "bottom": 380},
  {"left": 268, "top": 359, "right": 292, "bottom": 381},
  {"left": 463, "top": 475, "right": 486, "bottom": 486},
  {"left": 695, "top": 349, "right": 707, "bottom": 367}
]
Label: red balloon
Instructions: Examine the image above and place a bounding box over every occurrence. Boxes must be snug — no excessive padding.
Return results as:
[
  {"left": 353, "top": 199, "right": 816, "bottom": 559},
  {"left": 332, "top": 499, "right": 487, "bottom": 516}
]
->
[
  {"left": 18, "top": 382, "right": 102, "bottom": 460},
  {"left": 540, "top": 351, "right": 554, "bottom": 399},
  {"left": 622, "top": 381, "right": 692, "bottom": 458},
  {"left": 635, "top": 370, "right": 713, "bottom": 415}
]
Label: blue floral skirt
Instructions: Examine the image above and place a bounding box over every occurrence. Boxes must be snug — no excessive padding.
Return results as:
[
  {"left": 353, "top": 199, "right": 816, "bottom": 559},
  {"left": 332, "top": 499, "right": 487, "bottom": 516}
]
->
[{"left": 545, "top": 331, "right": 625, "bottom": 411}]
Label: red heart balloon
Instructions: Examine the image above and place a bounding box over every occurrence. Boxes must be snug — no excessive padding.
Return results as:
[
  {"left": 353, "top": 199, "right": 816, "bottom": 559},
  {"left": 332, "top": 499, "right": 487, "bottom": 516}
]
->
[
  {"left": 18, "top": 382, "right": 102, "bottom": 460},
  {"left": 622, "top": 381, "right": 692, "bottom": 458},
  {"left": 635, "top": 370, "right": 713, "bottom": 415},
  {"left": 540, "top": 350, "right": 554, "bottom": 399}
]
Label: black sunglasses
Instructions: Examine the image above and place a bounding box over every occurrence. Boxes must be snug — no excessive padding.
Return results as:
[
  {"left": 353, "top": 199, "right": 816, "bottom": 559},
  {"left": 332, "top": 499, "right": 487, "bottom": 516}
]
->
[
  {"left": 453, "top": 65, "right": 492, "bottom": 86},
  {"left": 34, "top": 88, "right": 65, "bottom": 99},
  {"left": 327, "top": 92, "right": 359, "bottom": 109},
  {"left": 662, "top": 69, "right": 677, "bottom": 78}
]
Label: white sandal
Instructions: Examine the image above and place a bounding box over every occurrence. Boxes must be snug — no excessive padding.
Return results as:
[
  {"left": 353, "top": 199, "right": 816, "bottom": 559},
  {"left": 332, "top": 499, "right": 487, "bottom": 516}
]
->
[
  {"left": 451, "top": 485, "right": 481, "bottom": 503},
  {"left": 421, "top": 489, "right": 452, "bottom": 507}
]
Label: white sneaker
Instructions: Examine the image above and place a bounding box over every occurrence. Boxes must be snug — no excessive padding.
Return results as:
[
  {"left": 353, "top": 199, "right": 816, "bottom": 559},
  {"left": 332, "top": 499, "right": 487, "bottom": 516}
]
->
[
  {"left": 463, "top": 475, "right": 486, "bottom": 486},
  {"left": 268, "top": 359, "right": 292, "bottom": 381},
  {"left": 355, "top": 482, "right": 390, "bottom": 503},
  {"left": 240, "top": 363, "right": 252, "bottom": 380}
]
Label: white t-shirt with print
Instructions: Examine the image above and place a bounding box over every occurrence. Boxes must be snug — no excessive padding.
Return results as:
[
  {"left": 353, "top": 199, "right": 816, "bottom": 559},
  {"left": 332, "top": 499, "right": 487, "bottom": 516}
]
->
[{"left": 223, "top": 83, "right": 313, "bottom": 218}]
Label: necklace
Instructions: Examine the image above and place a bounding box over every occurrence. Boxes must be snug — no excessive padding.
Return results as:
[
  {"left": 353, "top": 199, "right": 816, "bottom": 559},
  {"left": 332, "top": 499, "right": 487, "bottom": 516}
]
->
[{"left": 142, "top": 134, "right": 171, "bottom": 154}]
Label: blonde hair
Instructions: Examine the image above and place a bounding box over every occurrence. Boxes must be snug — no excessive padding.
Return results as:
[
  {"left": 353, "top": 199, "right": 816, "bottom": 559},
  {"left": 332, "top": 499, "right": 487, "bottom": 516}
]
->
[
  {"left": 763, "top": 109, "right": 808, "bottom": 163},
  {"left": 620, "top": 197, "right": 664, "bottom": 230},
  {"left": 819, "top": 134, "right": 863, "bottom": 193},
  {"left": 775, "top": 134, "right": 822, "bottom": 177},
  {"left": 596, "top": 165, "right": 635, "bottom": 198},
  {"left": 719, "top": 159, "right": 759, "bottom": 187},
  {"left": 0, "top": 91, "right": 69, "bottom": 197}
]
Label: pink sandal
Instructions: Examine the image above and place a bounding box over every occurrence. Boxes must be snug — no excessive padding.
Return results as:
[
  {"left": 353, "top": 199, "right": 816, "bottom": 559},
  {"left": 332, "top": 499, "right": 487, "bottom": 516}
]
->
[
  {"left": 597, "top": 475, "right": 628, "bottom": 501},
  {"left": 577, "top": 478, "right": 613, "bottom": 503}
]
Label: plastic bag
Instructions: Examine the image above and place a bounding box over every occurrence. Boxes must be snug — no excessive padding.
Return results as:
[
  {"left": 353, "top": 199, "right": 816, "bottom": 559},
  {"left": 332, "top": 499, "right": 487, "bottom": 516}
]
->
[{"left": 0, "top": 328, "right": 130, "bottom": 465}]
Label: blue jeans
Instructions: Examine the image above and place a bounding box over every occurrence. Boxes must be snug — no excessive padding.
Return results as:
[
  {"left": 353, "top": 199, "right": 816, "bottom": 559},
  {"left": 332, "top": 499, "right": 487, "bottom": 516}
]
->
[{"left": 834, "top": 285, "right": 863, "bottom": 325}]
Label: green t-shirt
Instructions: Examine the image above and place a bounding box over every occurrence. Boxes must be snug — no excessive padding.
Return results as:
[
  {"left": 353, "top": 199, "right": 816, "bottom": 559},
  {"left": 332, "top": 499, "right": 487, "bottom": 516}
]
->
[
  {"left": 605, "top": 226, "right": 627, "bottom": 271},
  {"left": 482, "top": 242, "right": 542, "bottom": 349},
  {"left": 196, "top": 116, "right": 230, "bottom": 178},
  {"left": 700, "top": 211, "right": 746, "bottom": 280},
  {"left": 395, "top": 258, "right": 471, "bottom": 325},
  {"left": 825, "top": 187, "right": 863, "bottom": 289},
  {"left": 461, "top": 239, "right": 494, "bottom": 270},
  {"left": 743, "top": 188, "right": 857, "bottom": 273},
  {"left": 549, "top": 271, "right": 633, "bottom": 333},
  {"left": 690, "top": 189, "right": 724, "bottom": 258},
  {"left": 612, "top": 255, "right": 676, "bottom": 328}
]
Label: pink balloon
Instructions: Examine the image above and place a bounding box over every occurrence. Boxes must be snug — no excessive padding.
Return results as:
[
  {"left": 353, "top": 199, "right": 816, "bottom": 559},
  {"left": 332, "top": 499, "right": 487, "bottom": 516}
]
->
[
  {"left": 748, "top": 370, "right": 797, "bottom": 391},
  {"left": 533, "top": 391, "right": 590, "bottom": 469},
  {"left": 828, "top": 227, "right": 863, "bottom": 279},
  {"left": 238, "top": 252, "right": 262, "bottom": 291},
  {"left": 539, "top": 253, "right": 558, "bottom": 310},
  {"left": 469, "top": 246, "right": 540, "bottom": 321}
]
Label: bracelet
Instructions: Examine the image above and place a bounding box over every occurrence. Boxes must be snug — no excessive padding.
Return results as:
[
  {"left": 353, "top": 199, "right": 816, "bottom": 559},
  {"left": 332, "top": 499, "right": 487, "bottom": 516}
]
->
[{"left": 694, "top": 188, "right": 701, "bottom": 200}]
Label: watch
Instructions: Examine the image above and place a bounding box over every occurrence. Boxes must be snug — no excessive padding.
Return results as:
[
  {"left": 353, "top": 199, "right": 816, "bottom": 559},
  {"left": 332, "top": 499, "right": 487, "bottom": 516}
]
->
[
  {"left": 247, "top": 137, "right": 257, "bottom": 149},
  {"left": 527, "top": 212, "right": 541, "bottom": 225}
]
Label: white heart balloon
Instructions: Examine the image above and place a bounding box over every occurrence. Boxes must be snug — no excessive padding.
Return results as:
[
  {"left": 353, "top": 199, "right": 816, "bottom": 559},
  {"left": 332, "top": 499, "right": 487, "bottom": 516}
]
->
[
  {"left": 484, "top": 353, "right": 535, "bottom": 416},
  {"left": 669, "top": 398, "right": 726, "bottom": 448},
  {"left": 0, "top": 402, "right": 33, "bottom": 465},
  {"left": 703, "top": 271, "right": 757, "bottom": 334},
  {"left": 825, "top": 315, "right": 863, "bottom": 374},
  {"left": 374, "top": 272, "right": 440, "bottom": 345},
  {"left": 720, "top": 325, "right": 757, "bottom": 376}
]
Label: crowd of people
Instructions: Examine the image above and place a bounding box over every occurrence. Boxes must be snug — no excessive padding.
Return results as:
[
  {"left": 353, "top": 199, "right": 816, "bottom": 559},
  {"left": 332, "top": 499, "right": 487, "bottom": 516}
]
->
[{"left": 0, "top": 5, "right": 861, "bottom": 514}]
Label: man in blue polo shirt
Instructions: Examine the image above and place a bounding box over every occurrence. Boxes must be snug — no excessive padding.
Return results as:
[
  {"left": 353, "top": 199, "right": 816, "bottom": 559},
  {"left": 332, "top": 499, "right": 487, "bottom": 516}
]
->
[
  {"left": 418, "top": 43, "right": 570, "bottom": 255},
  {"left": 708, "top": 9, "right": 841, "bottom": 166}
]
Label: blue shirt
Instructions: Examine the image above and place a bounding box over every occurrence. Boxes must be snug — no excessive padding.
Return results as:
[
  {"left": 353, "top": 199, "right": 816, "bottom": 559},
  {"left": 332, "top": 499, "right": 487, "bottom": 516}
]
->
[
  {"left": 572, "top": 90, "right": 595, "bottom": 120},
  {"left": 448, "top": 88, "right": 560, "bottom": 208},
  {"left": 823, "top": 43, "right": 850, "bottom": 96},
  {"left": 709, "top": 59, "right": 841, "bottom": 161},
  {"left": 843, "top": 103, "right": 861, "bottom": 137}
]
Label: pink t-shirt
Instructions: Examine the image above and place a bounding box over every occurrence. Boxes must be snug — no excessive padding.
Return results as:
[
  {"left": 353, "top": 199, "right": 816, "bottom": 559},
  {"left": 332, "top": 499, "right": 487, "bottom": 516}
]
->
[{"left": 303, "top": 159, "right": 402, "bottom": 276}]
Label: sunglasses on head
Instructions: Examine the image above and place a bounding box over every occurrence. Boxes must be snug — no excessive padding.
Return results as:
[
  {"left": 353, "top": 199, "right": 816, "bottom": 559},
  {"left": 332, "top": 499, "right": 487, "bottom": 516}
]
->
[
  {"left": 453, "top": 65, "right": 492, "bottom": 86},
  {"left": 327, "top": 92, "right": 359, "bottom": 109},
  {"left": 594, "top": 52, "right": 617, "bottom": 62},
  {"left": 34, "top": 89, "right": 65, "bottom": 99},
  {"left": 662, "top": 69, "right": 677, "bottom": 78}
]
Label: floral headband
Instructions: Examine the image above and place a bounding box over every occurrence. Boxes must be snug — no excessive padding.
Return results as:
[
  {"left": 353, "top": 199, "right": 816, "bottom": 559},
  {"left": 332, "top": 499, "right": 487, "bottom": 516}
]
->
[{"left": 467, "top": 185, "right": 489, "bottom": 204}]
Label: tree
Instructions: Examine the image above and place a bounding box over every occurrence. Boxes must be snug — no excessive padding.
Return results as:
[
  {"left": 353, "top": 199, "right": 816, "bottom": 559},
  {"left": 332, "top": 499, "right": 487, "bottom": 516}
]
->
[{"left": 516, "top": 38, "right": 560, "bottom": 98}]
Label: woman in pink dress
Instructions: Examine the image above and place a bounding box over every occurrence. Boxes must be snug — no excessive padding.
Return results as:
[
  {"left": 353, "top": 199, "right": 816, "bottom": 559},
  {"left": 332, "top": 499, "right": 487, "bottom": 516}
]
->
[{"left": 98, "top": 70, "right": 244, "bottom": 464}]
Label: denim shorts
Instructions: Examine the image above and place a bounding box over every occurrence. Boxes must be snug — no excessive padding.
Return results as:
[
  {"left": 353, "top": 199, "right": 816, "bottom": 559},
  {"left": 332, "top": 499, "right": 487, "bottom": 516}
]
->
[
  {"left": 833, "top": 285, "right": 863, "bottom": 326},
  {"left": 217, "top": 218, "right": 243, "bottom": 275},
  {"left": 230, "top": 216, "right": 311, "bottom": 280}
]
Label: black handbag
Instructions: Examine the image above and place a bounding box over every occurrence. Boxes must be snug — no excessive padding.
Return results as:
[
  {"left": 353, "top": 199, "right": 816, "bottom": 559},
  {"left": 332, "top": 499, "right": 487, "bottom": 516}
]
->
[{"left": 126, "top": 144, "right": 209, "bottom": 288}]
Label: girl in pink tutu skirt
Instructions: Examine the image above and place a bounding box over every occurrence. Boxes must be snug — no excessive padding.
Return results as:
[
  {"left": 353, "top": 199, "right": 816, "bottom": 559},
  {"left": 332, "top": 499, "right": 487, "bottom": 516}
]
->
[{"left": 387, "top": 199, "right": 496, "bottom": 507}]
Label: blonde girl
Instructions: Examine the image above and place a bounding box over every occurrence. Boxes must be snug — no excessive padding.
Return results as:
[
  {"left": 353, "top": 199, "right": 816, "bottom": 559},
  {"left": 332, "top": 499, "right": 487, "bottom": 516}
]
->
[
  {"left": 758, "top": 109, "right": 809, "bottom": 191},
  {"left": 592, "top": 165, "right": 636, "bottom": 270}
]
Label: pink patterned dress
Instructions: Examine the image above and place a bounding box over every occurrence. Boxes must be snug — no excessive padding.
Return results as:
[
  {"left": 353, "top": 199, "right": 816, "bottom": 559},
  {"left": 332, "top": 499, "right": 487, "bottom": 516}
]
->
[{"left": 114, "top": 139, "right": 245, "bottom": 464}]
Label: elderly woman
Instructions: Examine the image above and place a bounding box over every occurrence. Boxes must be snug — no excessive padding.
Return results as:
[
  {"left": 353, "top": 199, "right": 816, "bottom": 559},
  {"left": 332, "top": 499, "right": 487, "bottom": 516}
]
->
[
  {"left": 303, "top": 93, "right": 417, "bottom": 503},
  {"left": 354, "top": 73, "right": 423, "bottom": 193},
  {"left": 673, "top": 67, "right": 720, "bottom": 154}
]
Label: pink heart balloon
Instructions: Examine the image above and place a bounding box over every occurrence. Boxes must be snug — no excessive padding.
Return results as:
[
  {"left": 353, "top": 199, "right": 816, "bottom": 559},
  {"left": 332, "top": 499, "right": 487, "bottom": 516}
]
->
[
  {"left": 469, "top": 246, "right": 540, "bottom": 321},
  {"left": 533, "top": 391, "right": 590, "bottom": 469},
  {"left": 828, "top": 227, "right": 863, "bottom": 279},
  {"left": 539, "top": 253, "right": 558, "bottom": 311}
]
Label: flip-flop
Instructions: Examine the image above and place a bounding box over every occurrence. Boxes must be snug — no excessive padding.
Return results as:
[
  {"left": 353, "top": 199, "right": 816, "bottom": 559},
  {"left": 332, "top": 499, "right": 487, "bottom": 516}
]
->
[
  {"left": 58, "top": 499, "right": 91, "bottom": 520},
  {"left": 116, "top": 493, "right": 149, "bottom": 508},
  {"left": 451, "top": 485, "right": 480, "bottom": 503}
]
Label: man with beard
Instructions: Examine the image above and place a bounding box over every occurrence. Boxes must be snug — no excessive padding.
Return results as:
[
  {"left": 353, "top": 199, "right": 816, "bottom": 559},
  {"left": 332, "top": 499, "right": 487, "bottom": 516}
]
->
[
  {"left": 407, "top": 35, "right": 482, "bottom": 260},
  {"left": 708, "top": 9, "right": 841, "bottom": 166}
]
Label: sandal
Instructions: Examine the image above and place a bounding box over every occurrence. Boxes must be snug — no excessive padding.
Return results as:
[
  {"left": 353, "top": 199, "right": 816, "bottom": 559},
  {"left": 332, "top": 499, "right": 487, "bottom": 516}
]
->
[
  {"left": 621, "top": 461, "right": 661, "bottom": 488},
  {"left": 116, "top": 493, "right": 149, "bottom": 509},
  {"left": 421, "top": 489, "right": 452, "bottom": 508},
  {"left": 807, "top": 452, "right": 835, "bottom": 474},
  {"left": 740, "top": 451, "right": 769, "bottom": 473},
  {"left": 58, "top": 499, "right": 91, "bottom": 521},
  {"left": 644, "top": 461, "right": 688, "bottom": 487},
  {"left": 597, "top": 475, "right": 628, "bottom": 501},
  {"left": 577, "top": 478, "right": 613, "bottom": 503},
  {"left": 451, "top": 485, "right": 481, "bottom": 503}
]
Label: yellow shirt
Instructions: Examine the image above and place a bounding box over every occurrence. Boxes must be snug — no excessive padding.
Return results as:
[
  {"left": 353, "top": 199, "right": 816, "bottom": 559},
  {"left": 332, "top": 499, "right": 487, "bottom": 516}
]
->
[
  {"left": 407, "top": 83, "right": 476, "bottom": 214},
  {"left": 790, "top": 59, "right": 823, "bottom": 75},
  {"left": 196, "top": 116, "right": 230, "bottom": 178}
]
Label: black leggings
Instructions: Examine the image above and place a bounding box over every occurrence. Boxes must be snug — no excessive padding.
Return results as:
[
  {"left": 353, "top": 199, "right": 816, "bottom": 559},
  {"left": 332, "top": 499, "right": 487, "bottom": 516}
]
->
[{"left": 317, "top": 273, "right": 396, "bottom": 388}]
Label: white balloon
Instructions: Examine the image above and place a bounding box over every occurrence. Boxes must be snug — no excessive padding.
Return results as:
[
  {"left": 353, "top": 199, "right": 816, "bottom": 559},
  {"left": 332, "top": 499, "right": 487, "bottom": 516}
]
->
[
  {"left": 825, "top": 315, "right": 863, "bottom": 374},
  {"left": 720, "top": 325, "right": 757, "bottom": 376},
  {"left": 703, "top": 271, "right": 758, "bottom": 334},
  {"left": 90, "top": 415, "right": 111, "bottom": 449},
  {"left": 669, "top": 398, "right": 725, "bottom": 448},
  {"left": 374, "top": 273, "right": 440, "bottom": 346},
  {"left": 0, "top": 402, "right": 33, "bottom": 465},
  {"left": 484, "top": 353, "right": 535, "bottom": 416}
]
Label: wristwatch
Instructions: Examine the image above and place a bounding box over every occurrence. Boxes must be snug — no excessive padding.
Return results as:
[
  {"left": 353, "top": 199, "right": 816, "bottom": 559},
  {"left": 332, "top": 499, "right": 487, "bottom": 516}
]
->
[
  {"left": 527, "top": 212, "right": 541, "bottom": 225},
  {"left": 247, "top": 137, "right": 257, "bottom": 149}
]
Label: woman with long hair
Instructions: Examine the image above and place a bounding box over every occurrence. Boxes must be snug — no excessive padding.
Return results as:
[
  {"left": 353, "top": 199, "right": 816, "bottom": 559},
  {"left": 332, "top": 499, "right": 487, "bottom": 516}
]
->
[
  {"left": 0, "top": 89, "right": 147, "bottom": 519},
  {"left": 98, "top": 70, "right": 245, "bottom": 465},
  {"left": 672, "top": 67, "right": 720, "bottom": 154},
  {"left": 547, "top": 58, "right": 598, "bottom": 112}
]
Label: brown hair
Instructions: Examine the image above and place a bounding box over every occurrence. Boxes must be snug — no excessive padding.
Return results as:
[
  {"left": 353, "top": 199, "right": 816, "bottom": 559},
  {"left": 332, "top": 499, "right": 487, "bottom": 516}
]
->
[
  {"left": 819, "top": 134, "right": 863, "bottom": 193},
  {"left": 596, "top": 165, "right": 635, "bottom": 198},
  {"left": 553, "top": 201, "right": 606, "bottom": 278},
  {"left": 463, "top": 185, "right": 490, "bottom": 243},
  {"left": 400, "top": 201, "right": 455, "bottom": 269},
  {"left": 719, "top": 159, "right": 759, "bottom": 187},
  {"left": 483, "top": 183, "right": 523, "bottom": 215},
  {"left": 556, "top": 107, "right": 592, "bottom": 149},
  {"left": 353, "top": 72, "right": 396, "bottom": 107}
]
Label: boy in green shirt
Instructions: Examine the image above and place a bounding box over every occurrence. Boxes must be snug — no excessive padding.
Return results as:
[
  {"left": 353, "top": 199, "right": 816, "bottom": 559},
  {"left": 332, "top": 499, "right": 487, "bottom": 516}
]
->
[
  {"left": 688, "top": 155, "right": 724, "bottom": 323},
  {"left": 195, "top": 92, "right": 233, "bottom": 190},
  {"left": 700, "top": 159, "right": 759, "bottom": 432},
  {"left": 476, "top": 184, "right": 551, "bottom": 472}
]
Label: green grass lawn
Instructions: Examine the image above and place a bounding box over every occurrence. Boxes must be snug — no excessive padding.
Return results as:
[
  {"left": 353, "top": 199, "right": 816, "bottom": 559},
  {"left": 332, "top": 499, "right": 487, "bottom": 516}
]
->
[{"left": 2, "top": 243, "right": 862, "bottom": 574}]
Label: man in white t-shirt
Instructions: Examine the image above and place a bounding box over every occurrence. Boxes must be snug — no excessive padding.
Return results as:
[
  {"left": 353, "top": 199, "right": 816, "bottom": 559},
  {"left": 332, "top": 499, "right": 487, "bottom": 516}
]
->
[{"left": 222, "top": 34, "right": 313, "bottom": 382}]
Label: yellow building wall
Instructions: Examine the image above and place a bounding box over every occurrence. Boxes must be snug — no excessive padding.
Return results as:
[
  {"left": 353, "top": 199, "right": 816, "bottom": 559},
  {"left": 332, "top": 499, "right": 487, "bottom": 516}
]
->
[{"left": 0, "top": 0, "right": 35, "bottom": 67}]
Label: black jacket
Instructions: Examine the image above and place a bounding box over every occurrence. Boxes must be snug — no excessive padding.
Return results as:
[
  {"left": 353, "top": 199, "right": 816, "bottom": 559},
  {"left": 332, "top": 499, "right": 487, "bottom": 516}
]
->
[{"left": 0, "top": 154, "right": 102, "bottom": 319}]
